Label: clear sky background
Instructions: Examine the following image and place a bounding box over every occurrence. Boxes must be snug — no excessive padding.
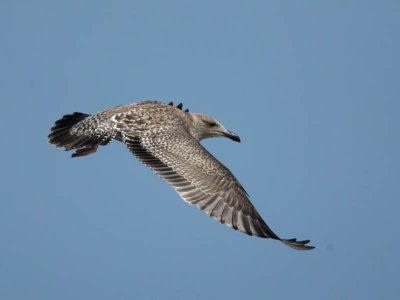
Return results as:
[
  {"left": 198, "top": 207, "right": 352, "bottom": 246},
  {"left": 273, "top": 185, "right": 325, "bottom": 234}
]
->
[{"left": 1, "top": 1, "right": 399, "bottom": 299}]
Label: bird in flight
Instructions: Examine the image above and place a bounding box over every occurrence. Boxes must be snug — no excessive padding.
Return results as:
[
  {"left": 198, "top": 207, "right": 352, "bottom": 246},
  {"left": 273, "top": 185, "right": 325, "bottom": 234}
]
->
[{"left": 48, "top": 101, "right": 314, "bottom": 250}]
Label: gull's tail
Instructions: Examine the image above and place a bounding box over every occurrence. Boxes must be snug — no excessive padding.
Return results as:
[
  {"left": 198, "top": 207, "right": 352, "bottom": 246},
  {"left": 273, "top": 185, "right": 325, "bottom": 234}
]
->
[{"left": 48, "top": 112, "right": 90, "bottom": 149}]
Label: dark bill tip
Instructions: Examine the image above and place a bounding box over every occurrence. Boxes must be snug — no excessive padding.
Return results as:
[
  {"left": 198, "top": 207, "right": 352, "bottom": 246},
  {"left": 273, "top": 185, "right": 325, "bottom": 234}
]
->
[{"left": 224, "top": 131, "right": 241, "bottom": 143}]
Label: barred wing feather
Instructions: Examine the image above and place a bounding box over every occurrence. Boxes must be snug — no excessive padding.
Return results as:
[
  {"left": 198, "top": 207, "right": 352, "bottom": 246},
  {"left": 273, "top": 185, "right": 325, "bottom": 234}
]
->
[{"left": 124, "top": 130, "right": 313, "bottom": 250}]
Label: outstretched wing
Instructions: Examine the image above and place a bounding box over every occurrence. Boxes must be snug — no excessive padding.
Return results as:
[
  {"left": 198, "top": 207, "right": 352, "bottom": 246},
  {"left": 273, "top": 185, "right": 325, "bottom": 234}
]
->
[{"left": 123, "top": 129, "right": 314, "bottom": 250}]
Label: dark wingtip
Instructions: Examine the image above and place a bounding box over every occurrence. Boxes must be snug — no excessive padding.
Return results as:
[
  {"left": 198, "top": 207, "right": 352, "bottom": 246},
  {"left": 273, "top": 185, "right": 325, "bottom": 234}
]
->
[
  {"left": 281, "top": 238, "right": 315, "bottom": 250},
  {"left": 168, "top": 101, "right": 189, "bottom": 112}
]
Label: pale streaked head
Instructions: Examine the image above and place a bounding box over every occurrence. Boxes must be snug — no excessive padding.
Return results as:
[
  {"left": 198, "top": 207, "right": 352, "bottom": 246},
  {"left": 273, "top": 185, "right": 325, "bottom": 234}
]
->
[{"left": 188, "top": 113, "right": 240, "bottom": 142}]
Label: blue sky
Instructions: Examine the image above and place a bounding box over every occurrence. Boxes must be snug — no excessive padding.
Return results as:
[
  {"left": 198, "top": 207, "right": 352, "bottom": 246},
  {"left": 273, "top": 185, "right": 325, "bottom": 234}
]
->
[{"left": 1, "top": 1, "right": 399, "bottom": 299}]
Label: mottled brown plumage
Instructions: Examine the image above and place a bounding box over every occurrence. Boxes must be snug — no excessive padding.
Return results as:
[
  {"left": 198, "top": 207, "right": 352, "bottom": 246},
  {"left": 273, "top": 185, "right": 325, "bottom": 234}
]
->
[{"left": 48, "top": 101, "right": 314, "bottom": 250}]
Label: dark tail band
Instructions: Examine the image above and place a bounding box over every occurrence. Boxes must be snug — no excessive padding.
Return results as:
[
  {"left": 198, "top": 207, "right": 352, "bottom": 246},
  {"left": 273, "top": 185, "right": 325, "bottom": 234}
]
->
[{"left": 48, "top": 112, "right": 90, "bottom": 149}]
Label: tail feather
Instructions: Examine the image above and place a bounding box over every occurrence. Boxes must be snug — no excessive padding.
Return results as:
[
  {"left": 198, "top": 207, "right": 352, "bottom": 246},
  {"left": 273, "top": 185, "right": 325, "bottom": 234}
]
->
[{"left": 48, "top": 112, "right": 90, "bottom": 149}]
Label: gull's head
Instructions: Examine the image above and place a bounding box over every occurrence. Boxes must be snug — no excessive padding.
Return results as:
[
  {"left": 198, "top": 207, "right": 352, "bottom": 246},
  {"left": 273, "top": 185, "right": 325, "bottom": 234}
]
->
[{"left": 189, "top": 113, "right": 241, "bottom": 142}]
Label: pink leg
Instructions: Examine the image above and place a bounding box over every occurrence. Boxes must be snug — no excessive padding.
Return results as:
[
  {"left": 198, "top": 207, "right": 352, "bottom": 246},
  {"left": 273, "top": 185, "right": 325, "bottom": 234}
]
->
[{"left": 71, "top": 144, "right": 99, "bottom": 158}]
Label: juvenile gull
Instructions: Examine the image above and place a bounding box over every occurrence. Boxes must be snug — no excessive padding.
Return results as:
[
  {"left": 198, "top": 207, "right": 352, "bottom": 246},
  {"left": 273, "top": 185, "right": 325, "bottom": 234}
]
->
[{"left": 48, "top": 101, "right": 314, "bottom": 250}]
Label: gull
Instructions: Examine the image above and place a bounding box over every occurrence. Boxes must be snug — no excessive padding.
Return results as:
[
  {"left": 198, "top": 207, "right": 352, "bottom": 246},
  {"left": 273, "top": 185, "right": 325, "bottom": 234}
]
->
[{"left": 48, "top": 101, "right": 314, "bottom": 250}]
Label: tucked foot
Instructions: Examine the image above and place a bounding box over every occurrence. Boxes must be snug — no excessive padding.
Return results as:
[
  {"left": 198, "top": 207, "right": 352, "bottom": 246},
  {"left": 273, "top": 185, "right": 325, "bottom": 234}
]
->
[{"left": 71, "top": 144, "right": 99, "bottom": 158}]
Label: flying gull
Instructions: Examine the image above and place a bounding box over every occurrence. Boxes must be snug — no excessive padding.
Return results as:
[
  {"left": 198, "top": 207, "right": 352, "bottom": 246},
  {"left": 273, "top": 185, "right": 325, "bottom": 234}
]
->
[{"left": 48, "top": 101, "right": 314, "bottom": 250}]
